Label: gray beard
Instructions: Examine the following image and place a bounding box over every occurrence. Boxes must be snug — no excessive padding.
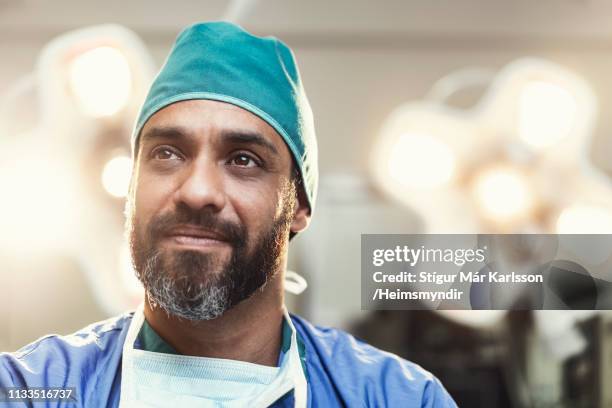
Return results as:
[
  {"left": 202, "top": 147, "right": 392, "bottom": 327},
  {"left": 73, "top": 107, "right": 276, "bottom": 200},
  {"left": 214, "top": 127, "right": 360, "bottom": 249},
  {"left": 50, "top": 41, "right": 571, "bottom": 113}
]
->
[{"left": 142, "top": 250, "right": 231, "bottom": 321}]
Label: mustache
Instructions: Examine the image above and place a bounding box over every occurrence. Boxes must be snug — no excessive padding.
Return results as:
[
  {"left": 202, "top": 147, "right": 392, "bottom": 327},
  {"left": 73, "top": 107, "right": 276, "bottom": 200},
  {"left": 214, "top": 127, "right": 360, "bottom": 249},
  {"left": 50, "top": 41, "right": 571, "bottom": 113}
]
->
[{"left": 146, "top": 203, "right": 246, "bottom": 246}]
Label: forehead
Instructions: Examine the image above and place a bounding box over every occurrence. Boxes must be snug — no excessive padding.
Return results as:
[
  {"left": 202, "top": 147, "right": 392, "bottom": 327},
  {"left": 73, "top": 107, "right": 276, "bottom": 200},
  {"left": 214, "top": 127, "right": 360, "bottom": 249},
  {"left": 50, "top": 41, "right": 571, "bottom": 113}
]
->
[{"left": 139, "top": 99, "right": 289, "bottom": 154}]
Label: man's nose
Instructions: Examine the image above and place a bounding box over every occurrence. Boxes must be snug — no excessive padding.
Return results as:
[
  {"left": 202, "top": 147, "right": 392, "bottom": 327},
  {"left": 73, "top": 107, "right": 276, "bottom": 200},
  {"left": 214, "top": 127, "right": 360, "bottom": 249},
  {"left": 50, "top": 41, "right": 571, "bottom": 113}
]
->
[{"left": 173, "top": 160, "right": 226, "bottom": 212}]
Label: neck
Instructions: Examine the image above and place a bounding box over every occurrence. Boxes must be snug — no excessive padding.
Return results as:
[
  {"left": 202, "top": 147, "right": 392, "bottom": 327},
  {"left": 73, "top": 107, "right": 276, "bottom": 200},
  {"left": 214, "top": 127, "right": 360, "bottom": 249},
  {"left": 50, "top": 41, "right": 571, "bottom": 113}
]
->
[{"left": 143, "top": 270, "right": 286, "bottom": 367}]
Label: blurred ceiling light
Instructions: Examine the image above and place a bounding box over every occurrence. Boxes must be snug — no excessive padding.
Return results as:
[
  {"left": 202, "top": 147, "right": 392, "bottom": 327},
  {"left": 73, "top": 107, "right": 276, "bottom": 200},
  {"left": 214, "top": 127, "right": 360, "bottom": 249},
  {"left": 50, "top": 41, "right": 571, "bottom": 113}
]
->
[
  {"left": 556, "top": 204, "right": 612, "bottom": 234},
  {"left": 5, "top": 24, "right": 158, "bottom": 314},
  {"left": 388, "top": 133, "right": 456, "bottom": 189},
  {"left": 102, "top": 155, "right": 132, "bottom": 198},
  {"left": 373, "top": 58, "right": 602, "bottom": 234},
  {"left": 68, "top": 46, "right": 132, "bottom": 117},
  {"left": 518, "top": 81, "right": 577, "bottom": 149},
  {"left": 471, "top": 166, "right": 534, "bottom": 222}
]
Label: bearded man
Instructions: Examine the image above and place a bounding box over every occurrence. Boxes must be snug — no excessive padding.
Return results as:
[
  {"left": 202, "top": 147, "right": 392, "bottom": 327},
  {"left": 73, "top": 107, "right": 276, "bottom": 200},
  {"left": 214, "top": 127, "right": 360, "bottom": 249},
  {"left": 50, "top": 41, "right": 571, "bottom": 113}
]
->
[{"left": 0, "top": 22, "right": 457, "bottom": 408}]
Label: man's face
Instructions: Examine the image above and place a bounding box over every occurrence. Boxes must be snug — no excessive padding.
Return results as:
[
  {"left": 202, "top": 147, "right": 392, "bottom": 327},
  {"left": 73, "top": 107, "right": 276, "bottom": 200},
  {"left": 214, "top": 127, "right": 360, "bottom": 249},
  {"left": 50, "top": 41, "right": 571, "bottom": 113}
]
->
[{"left": 127, "top": 100, "right": 306, "bottom": 321}]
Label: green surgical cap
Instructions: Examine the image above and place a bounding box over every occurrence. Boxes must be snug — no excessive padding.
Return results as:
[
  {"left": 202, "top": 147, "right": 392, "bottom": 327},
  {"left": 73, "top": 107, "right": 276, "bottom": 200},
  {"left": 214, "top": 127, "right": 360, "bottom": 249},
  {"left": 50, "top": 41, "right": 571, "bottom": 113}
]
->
[{"left": 132, "top": 21, "right": 318, "bottom": 214}]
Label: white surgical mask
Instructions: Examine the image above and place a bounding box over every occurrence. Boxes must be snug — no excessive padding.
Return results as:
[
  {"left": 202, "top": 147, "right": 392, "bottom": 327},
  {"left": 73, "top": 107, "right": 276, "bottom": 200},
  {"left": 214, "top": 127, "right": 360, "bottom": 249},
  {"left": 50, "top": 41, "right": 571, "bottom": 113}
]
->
[{"left": 119, "top": 303, "right": 307, "bottom": 408}]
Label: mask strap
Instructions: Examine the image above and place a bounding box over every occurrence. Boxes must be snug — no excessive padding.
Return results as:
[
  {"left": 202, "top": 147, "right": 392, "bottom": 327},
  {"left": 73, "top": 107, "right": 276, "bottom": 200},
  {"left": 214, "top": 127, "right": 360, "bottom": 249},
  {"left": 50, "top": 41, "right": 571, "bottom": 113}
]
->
[
  {"left": 281, "top": 306, "right": 308, "bottom": 408},
  {"left": 119, "top": 303, "right": 146, "bottom": 408},
  {"left": 284, "top": 270, "right": 308, "bottom": 295}
]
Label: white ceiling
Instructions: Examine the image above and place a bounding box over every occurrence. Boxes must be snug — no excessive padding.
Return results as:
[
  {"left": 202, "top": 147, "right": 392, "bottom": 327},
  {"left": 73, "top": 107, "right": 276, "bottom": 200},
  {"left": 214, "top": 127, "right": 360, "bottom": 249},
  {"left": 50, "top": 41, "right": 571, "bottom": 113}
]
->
[{"left": 1, "top": 0, "right": 612, "bottom": 44}]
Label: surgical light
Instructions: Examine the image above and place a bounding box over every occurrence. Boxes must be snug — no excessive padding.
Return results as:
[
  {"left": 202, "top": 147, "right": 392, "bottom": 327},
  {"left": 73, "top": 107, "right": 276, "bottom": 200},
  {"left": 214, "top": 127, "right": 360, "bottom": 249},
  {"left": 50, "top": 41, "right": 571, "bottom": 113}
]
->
[
  {"left": 518, "top": 81, "right": 577, "bottom": 150},
  {"left": 68, "top": 46, "right": 132, "bottom": 117},
  {"left": 102, "top": 155, "right": 132, "bottom": 198},
  {"left": 1, "top": 24, "right": 157, "bottom": 315},
  {"left": 471, "top": 166, "right": 534, "bottom": 222},
  {"left": 556, "top": 205, "right": 612, "bottom": 233},
  {"left": 372, "top": 59, "right": 600, "bottom": 235},
  {"left": 388, "top": 133, "right": 456, "bottom": 189}
]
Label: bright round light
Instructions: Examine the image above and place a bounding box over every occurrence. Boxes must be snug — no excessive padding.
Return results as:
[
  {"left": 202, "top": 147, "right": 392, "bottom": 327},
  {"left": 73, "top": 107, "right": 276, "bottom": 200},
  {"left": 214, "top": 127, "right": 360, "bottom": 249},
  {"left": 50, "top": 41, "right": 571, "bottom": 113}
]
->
[
  {"left": 387, "top": 133, "right": 455, "bottom": 189},
  {"left": 472, "top": 166, "right": 534, "bottom": 221},
  {"left": 556, "top": 205, "right": 612, "bottom": 233},
  {"left": 102, "top": 156, "right": 132, "bottom": 198},
  {"left": 69, "top": 46, "right": 132, "bottom": 117},
  {"left": 518, "top": 81, "right": 577, "bottom": 149}
]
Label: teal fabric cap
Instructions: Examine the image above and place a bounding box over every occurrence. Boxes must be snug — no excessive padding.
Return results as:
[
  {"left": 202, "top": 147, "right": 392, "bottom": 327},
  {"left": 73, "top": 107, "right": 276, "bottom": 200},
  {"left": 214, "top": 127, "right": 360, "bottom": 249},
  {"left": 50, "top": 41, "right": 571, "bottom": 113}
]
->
[{"left": 132, "top": 21, "right": 318, "bottom": 214}]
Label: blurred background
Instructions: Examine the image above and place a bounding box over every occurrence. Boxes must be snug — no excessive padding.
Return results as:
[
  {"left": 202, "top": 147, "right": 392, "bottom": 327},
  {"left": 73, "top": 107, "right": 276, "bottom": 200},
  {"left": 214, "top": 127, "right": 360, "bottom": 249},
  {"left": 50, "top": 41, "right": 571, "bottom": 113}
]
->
[{"left": 2, "top": 1, "right": 612, "bottom": 407}]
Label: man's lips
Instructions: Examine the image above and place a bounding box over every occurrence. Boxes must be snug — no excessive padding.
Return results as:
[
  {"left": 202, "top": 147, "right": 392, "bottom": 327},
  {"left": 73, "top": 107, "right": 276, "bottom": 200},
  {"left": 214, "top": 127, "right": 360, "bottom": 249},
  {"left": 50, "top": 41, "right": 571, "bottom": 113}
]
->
[{"left": 164, "top": 226, "right": 230, "bottom": 248}]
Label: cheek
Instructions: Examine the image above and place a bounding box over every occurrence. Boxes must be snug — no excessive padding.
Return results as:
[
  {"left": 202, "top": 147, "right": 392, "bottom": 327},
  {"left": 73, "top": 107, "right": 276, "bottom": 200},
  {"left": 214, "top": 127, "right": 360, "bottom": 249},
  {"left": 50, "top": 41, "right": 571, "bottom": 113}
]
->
[
  {"left": 225, "top": 179, "right": 283, "bottom": 232},
  {"left": 132, "top": 174, "right": 176, "bottom": 225}
]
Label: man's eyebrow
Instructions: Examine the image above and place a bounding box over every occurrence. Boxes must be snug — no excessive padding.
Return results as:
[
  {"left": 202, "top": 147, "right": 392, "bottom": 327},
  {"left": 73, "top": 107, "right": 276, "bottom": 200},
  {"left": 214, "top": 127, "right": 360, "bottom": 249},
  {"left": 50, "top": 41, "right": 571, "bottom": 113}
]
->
[
  {"left": 220, "top": 130, "right": 279, "bottom": 155},
  {"left": 138, "top": 126, "right": 280, "bottom": 156},
  {"left": 139, "top": 126, "right": 193, "bottom": 144}
]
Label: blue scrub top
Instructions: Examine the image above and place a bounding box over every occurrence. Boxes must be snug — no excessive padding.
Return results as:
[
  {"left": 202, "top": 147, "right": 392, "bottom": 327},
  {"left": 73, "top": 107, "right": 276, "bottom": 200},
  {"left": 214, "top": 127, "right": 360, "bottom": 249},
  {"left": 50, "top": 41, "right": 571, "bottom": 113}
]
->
[{"left": 0, "top": 312, "right": 457, "bottom": 407}]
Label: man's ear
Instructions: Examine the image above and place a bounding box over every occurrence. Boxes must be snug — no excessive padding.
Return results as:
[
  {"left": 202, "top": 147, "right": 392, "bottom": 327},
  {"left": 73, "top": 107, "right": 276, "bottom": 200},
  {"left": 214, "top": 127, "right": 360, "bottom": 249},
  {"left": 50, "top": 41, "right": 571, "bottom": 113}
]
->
[{"left": 290, "top": 185, "right": 311, "bottom": 235}]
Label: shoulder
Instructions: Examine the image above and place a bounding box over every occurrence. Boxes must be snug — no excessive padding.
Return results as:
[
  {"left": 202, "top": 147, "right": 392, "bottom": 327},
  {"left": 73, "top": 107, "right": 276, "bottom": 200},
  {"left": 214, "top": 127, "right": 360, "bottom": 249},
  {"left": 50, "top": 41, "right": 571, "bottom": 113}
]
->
[
  {"left": 0, "top": 312, "right": 133, "bottom": 387},
  {"left": 290, "top": 314, "right": 457, "bottom": 407}
]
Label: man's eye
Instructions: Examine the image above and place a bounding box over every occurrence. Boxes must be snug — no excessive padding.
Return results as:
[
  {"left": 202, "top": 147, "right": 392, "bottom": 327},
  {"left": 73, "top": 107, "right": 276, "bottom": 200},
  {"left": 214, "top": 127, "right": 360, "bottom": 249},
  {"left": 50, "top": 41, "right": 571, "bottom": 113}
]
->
[
  {"left": 229, "top": 154, "right": 259, "bottom": 168},
  {"left": 152, "top": 147, "right": 181, "bottom": 161}
]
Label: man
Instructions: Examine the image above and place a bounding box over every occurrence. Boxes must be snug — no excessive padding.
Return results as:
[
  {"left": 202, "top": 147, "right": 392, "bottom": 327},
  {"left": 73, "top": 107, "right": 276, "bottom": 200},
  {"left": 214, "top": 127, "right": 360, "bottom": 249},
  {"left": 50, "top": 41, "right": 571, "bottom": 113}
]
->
[{"left": 0, "top": 22, "right": 457, "bottom": 407}]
